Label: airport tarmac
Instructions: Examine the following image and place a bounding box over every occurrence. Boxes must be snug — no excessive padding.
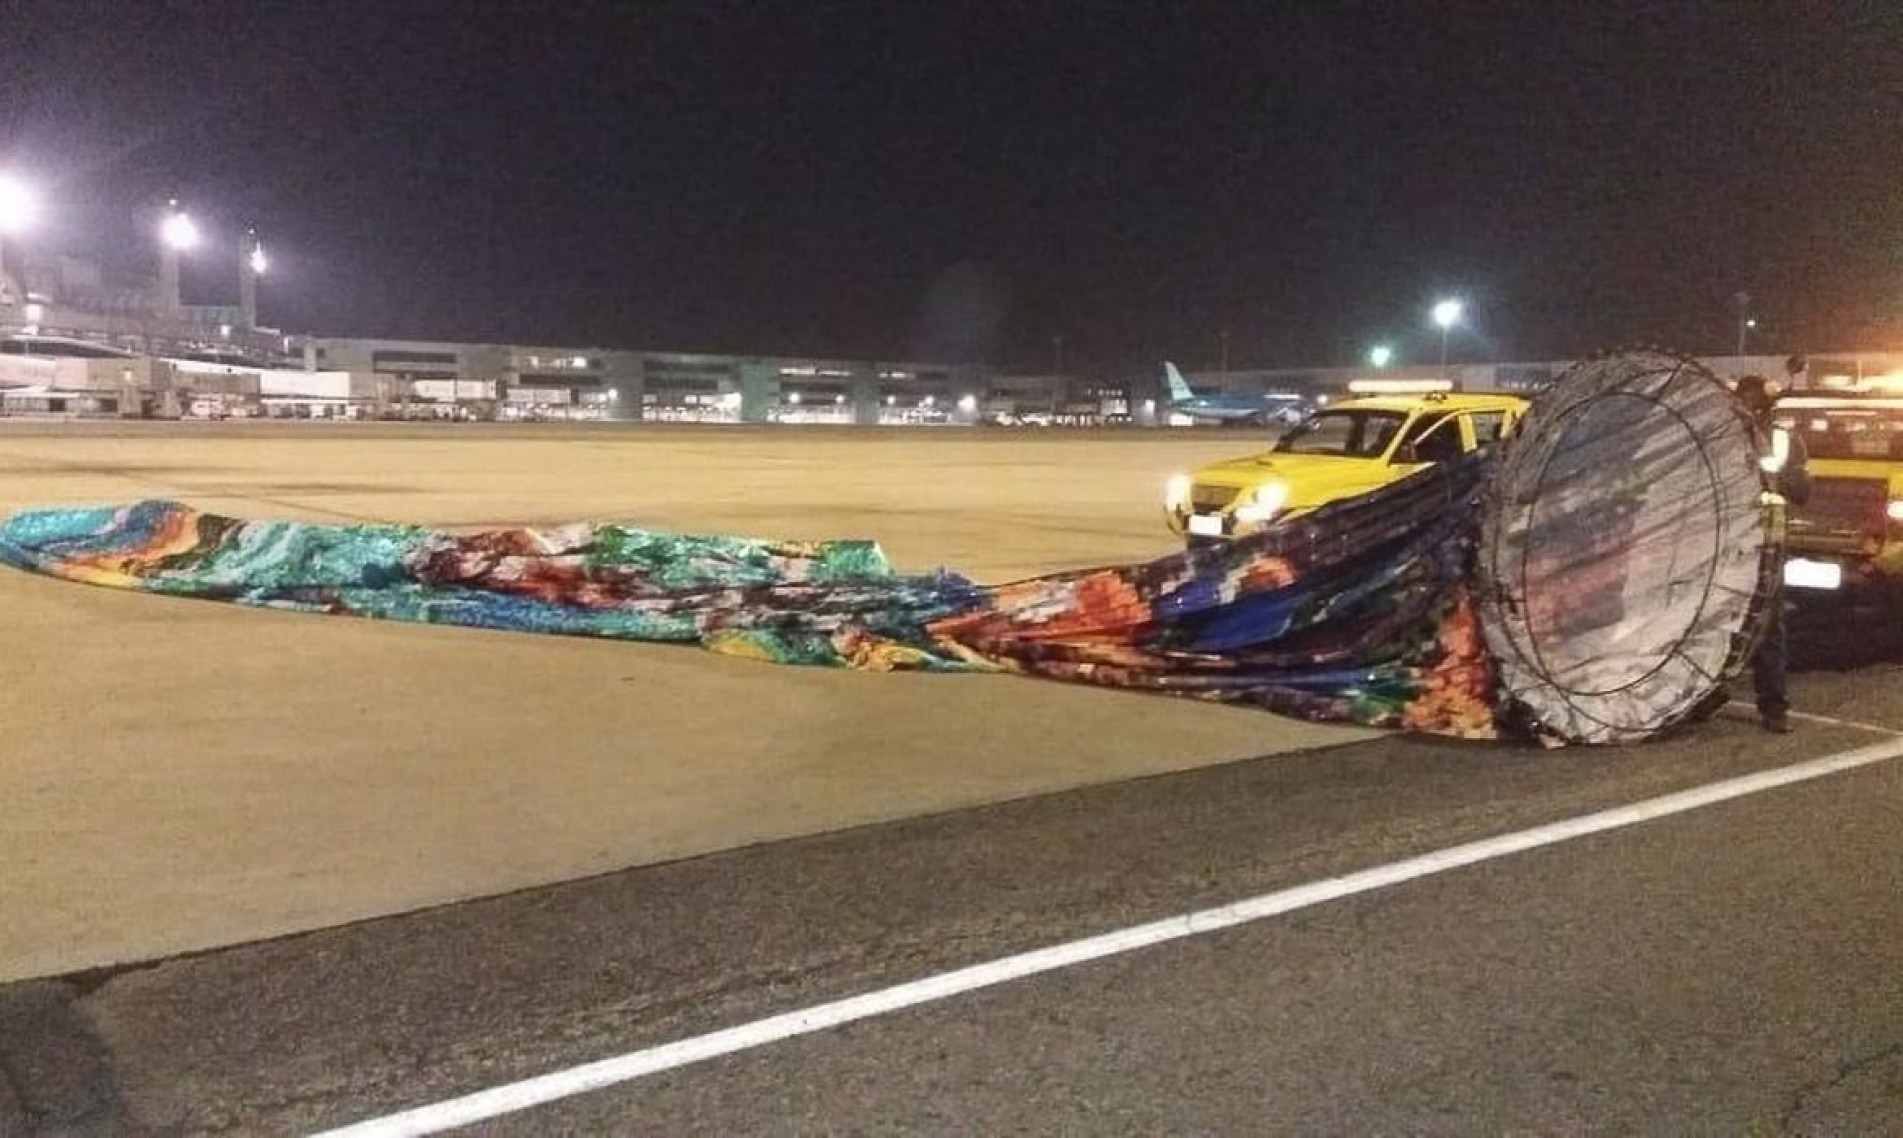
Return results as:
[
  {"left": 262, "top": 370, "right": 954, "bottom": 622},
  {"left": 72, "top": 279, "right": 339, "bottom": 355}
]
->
[{"left": 0, "top": 420, "right": 1371, "bottom": 982}]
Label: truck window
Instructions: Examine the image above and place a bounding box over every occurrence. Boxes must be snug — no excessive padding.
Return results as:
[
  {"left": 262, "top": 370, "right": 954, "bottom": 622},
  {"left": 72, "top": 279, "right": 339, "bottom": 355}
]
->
[
  {"left": 1409, "top": 417, "right": 1466, "bottom": 464},
  {"left": 1276, "top": 409, "right": 1408, "bottom": 458},
  {"left": 1397, "top": 412, "right": 1449, "bottom": 447},
  {"left": 1469, "top": 410, "right": 1509, "bottom": 443}
]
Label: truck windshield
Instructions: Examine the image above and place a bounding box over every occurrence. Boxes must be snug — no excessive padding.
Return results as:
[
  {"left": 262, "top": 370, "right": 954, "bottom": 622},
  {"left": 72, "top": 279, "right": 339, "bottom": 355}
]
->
[
  {"left": 1779, "top": 404, "right": 1903, "bottom": 461},
  {"left": 1275, "top": 410, "right": 1408, "bottom": 458}
]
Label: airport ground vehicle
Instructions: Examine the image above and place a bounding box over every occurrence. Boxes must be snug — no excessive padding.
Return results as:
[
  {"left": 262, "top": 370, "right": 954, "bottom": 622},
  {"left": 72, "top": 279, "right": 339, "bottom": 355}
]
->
[
  {"left": 1775, "top": 392, "right": 1903, "bottom": 603},
  {"left": 1163, "top": 392, "right": 1528, "bottom": 544}
]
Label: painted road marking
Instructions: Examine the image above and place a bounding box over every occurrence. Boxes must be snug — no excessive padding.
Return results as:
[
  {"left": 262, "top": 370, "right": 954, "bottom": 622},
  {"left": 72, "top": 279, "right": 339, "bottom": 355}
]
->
[
  {"left": 1724, "top": 701, "right": 1903, "bottom": 735},
  {"left": 313, "top": 736, "right": 1903, "bottom": 1137}
]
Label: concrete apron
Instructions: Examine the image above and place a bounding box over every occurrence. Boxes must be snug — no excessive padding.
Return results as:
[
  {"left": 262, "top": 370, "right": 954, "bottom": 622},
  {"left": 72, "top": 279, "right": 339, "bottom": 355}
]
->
[{"left": 0, "top": 425, "right": 1369, "bottom": 982}]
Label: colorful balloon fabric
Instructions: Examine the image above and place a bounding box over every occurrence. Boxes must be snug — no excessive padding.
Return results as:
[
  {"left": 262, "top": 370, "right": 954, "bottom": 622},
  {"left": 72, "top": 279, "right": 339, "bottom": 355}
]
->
[{"left": 0, "top": 458, "right": 1499, "bottom": 739}]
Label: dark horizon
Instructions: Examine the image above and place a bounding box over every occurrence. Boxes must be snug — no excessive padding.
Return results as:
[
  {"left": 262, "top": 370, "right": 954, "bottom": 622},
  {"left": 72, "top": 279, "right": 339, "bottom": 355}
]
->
[{"left": 2, "top": 2, "right": 1899, "bottom": 371}]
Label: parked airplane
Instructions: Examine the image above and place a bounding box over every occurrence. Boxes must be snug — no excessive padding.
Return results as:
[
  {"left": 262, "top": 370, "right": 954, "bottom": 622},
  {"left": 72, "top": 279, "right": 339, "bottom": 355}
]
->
[{"left": 1163, "top": 361, "right": 1307, "bottom": 426}]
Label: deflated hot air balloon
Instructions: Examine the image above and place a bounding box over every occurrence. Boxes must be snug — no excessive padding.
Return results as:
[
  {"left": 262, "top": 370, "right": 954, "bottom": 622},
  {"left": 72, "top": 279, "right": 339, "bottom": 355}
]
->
[{"left": 0, "top": 352, "right": 1775, "bottom": 745}]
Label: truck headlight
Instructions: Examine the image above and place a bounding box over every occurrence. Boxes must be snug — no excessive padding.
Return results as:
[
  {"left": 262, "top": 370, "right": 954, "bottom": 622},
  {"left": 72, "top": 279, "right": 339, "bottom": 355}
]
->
[
  {"left": 1234, "top": 482, "right": 1288, "bottom": 524},
  {"left": 1887, "top": 499, "right": 1903, "bottom": 522},
  {"left": 1165, "top": 473, "right": 1192, "bottom": 510}
]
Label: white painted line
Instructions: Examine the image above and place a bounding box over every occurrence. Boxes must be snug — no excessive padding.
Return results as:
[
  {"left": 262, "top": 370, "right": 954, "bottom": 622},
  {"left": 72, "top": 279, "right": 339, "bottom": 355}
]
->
[
  {"left": 1723, "top": 700, "right": 1902, "bottom": 735},
  {"left": 1788, "top": 709, "right": 1901, "bottom": 733},
  {"left": 313, "top": 736, "right": 1903, "bottom": 1137}
]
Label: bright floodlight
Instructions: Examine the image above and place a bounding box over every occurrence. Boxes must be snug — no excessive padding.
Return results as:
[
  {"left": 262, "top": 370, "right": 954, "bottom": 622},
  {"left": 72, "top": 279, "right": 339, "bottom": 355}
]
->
[
  {"left": 0, "top": 174, "right": 35, "bottom": 234},
  {"left": 161, "top": 209, "right": 199, "bottom": 251},
  {"left": 248, "top": 243, "right": 268, "bottom": 274},
  {"left": 1368, "top": 344, "right": 1394, "bottom": 368},
  {"left": 1431, "top": 298, "right": 1464, "bottom": 330}
]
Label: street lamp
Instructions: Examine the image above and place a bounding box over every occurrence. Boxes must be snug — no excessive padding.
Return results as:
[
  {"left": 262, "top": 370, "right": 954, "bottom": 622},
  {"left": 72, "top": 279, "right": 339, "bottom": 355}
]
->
[
  {"left": 1431, "top": 298, "right": 1464, "bottom": 370},
  {"left": 160, "top": 203, "right": 199, "bottom": 250},
  {"left": 242, "top": 227, "right": 267, "bottom": 329},
  {"left": 1368, "top": 344, "right": 1394, "bottom": 369},
  {"left": 0, "top": 174, "right": 34, "bottom": 235},
  {"left": 158, "top": 199, "right": 198, "bottom": 317},
  {"left": 0, "top": 173, "right": 36, "bottom": 306}
]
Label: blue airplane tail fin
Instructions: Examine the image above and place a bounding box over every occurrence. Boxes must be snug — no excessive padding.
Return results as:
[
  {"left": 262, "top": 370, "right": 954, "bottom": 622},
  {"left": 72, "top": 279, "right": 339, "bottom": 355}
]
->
[{"left": 1164, "top": 361, "right": 1195, "bottom": 403}]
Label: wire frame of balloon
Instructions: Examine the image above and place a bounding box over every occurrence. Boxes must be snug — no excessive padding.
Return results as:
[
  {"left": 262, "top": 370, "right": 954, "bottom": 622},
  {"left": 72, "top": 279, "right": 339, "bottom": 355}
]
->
[{"left": 1475, "top": 350, "right": 1779, "bottom": 744}]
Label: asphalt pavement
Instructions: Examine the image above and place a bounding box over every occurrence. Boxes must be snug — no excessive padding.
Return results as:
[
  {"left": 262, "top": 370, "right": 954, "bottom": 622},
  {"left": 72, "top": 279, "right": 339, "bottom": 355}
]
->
[
  {"left": 5, "top": 661, "right": 1901, "bottom": 1134},
  {"left": 0, "top": 422, "right": 1342, "bottom": 983},
  {"left": 516, "top": 757, "right": 1903, "bottom": 1136}
]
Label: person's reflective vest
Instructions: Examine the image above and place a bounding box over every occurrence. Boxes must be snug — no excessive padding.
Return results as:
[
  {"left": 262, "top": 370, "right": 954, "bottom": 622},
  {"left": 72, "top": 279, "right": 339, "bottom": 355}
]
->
[
  {"left": 1756, "top": 424, "right": 1811, "bottom": 509},
  {"left": 1759, "top": 426, "right": 1791, "bottom": 476}
]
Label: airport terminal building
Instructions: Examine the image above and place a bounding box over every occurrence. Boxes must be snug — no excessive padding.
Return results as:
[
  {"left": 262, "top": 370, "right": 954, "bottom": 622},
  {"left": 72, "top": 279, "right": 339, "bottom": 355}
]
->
[
  {"left": 298, "top": 338, "right": 992, "bottom": 425},
  {"left": 2, "top": 246, "right": 1898, "bottom": 422},
  {"left": 0, "top": 247, "right": 994, "bottom": 422}
]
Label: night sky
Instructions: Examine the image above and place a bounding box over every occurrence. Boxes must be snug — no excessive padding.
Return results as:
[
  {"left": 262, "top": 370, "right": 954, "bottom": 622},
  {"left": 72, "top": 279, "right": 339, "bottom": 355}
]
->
[{"left": 3, "top": 2, "right": 1899, "bottom": 371}]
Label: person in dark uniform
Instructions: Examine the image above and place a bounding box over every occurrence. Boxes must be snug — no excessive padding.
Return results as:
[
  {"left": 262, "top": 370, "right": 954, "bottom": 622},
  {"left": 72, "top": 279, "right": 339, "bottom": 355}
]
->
[{"left": 1737, "top": 374, "right": 1810, "bottom": 733}]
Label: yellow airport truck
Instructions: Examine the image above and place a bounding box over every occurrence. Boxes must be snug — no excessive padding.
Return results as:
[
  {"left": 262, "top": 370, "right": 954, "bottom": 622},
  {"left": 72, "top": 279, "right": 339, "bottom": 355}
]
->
[
  {"left": 1163, "top": 392, "right": 1528, "bottom": 546},
  {"left": 1775, "top": 390, "right": 1903, "bottom": 601}
]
